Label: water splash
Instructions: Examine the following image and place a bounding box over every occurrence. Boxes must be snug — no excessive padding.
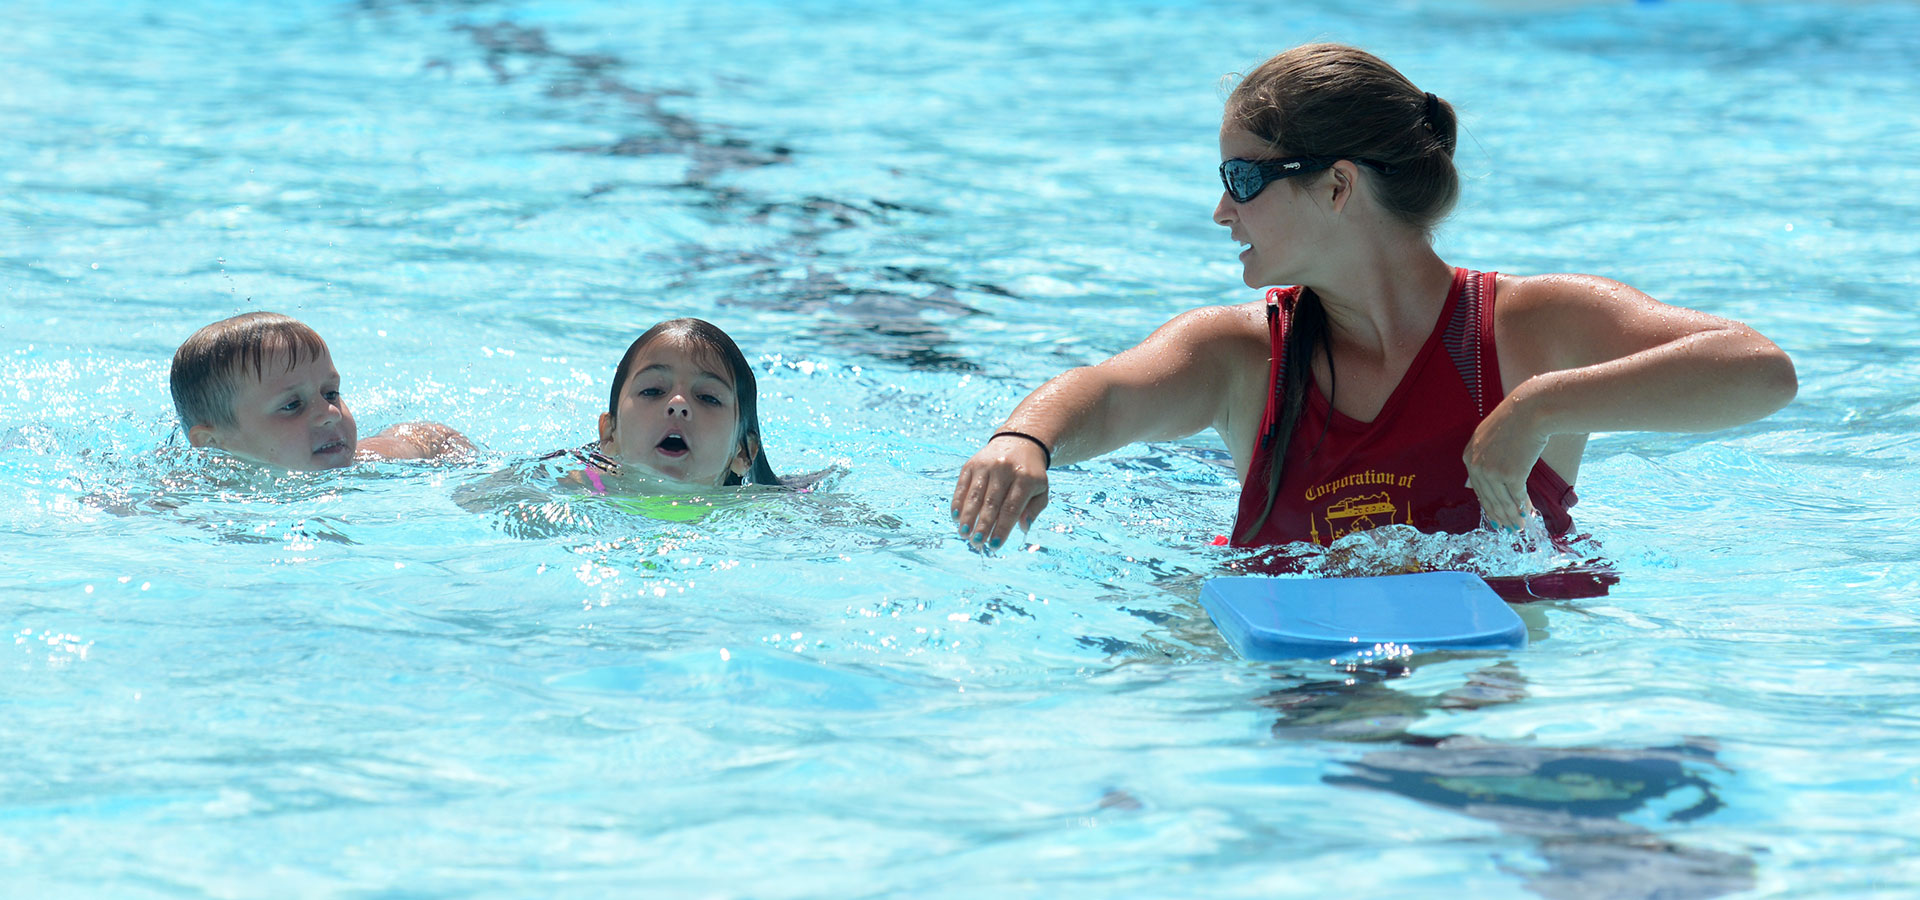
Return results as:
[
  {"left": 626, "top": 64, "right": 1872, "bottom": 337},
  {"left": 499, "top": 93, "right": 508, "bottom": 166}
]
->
[{"left": 1225, "top": 520, "right": 1617, "bottom": 601}]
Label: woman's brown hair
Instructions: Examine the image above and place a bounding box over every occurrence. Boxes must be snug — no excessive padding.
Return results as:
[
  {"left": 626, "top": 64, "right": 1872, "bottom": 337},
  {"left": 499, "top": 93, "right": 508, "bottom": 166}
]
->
[{"left": 1229, "top": 44, "right": 1461, "bottom": 541}]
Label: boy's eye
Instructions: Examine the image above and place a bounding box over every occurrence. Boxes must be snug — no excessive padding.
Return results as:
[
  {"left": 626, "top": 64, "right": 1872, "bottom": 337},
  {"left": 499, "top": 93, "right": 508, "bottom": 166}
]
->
[
  {"left": 280, "top": 398, "right": 302, "bottom": 413},
  {"left": 324, "top": 391, "right": 341, "bottom": 403}
]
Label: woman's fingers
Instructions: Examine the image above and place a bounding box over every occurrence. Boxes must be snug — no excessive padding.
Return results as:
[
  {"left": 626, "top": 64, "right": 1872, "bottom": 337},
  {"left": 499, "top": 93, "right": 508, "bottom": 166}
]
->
[
  {"left": 1477, "top": 477, "right": 1515, "bottom": 528},
  {"left": 952, "top": 437, "right": 1050, "bottom": 552},
  {"left": 963, "top": 469, "right": 1010, "bottom": 545},
  {"left": 1464, "top": 398, "right": 1548, "bottom": 532},
  {"left": 950, "top": 465, "right": 981, "bottom": 530},
  {"left": 966, "top": 467, "right": 1045, "bottom": 550},
  {"left": 1466, "top": 470, "right": 1531, "bottom": 530},
  {"left": 1018, "top": 493, "right": 1049, "bottom": 531},
  {"left": 952, "top": 466, "right": 1001, "bottom": 541},
  {"left": 983, "top": 478, "right": 1038, "bottom": 549}
]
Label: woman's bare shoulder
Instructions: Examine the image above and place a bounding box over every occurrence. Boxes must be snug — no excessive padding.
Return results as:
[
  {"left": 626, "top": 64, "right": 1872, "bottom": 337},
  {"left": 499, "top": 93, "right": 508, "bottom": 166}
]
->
[
  {"left": 1139, "top": 299, "right": 1272, "bottom": 356},
  {"left": 1493, "top": 271, "right": 1750, "bottom": 372},
  {"left": 1495, "top": 272, "right": 1656, "bottom": 316}
]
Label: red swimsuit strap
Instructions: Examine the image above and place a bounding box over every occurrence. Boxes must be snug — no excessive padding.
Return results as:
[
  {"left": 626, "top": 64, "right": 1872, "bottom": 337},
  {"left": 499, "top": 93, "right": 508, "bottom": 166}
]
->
[{"left": 1258, "top": 286, "right": 1291, "bottom": 451}]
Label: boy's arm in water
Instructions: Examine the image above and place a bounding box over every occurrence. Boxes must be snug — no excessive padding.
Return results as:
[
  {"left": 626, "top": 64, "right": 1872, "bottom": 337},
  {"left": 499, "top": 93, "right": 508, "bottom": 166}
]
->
[
  {"left": 357, "top": 422, "right": 476, "bottom": 462},
  {"left": 952, "top": 303, "right": 1269, "bottom": 551},
  {"left": 1466, "top": 273, "right": 1797, "bottom": 528}
]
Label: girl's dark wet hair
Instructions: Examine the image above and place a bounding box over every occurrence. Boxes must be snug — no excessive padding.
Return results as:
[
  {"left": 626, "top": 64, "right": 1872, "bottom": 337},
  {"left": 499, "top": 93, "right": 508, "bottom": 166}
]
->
[
  {"left": 1229, "top": 44, "right": 1461, "bottom": 542},
  {"left": 607, "top": 317, "right": 780, "bottom": 487},
  {"left": 170, "top": 312, "right": 330, "bottom": 429}
]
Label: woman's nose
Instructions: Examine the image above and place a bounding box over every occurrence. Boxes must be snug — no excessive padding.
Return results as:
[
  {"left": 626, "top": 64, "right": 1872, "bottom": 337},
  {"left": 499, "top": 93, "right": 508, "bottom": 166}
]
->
[{"left": 1213, "top": 192, "right": 1236, "bottom": 226}]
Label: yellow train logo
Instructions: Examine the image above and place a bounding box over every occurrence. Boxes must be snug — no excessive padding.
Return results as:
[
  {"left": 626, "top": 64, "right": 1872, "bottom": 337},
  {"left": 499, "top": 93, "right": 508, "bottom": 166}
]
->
[{"left": 1310, "top": 491, "right": 1405, "bottom": 543}]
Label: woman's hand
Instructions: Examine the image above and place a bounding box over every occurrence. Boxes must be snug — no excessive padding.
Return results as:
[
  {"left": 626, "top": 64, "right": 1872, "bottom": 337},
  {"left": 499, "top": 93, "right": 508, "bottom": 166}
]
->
[
  {"left": 1463, "top": 386, "right": 1549, "bottom": 530},
  {"left": 944, "top": 305, "right": 1267, "bottom": 552},
  {"left": 951, "top": 435, "right": 1051, "bottom": 551}
]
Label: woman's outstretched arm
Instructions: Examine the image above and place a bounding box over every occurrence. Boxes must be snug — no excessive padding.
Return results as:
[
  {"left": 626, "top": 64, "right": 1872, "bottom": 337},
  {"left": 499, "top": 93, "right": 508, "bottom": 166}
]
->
[{"left": 951, "top": 304, "right": 1269, "bottom": 551}]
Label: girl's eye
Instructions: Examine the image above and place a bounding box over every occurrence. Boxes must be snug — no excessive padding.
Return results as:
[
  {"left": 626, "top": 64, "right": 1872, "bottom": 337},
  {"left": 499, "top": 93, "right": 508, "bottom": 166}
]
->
[
  {"left": 699, "top": 394, "right": 724, "bottom": 406},
  {"left": 638, "top": 387, "right": 663, "bottom": 398}
]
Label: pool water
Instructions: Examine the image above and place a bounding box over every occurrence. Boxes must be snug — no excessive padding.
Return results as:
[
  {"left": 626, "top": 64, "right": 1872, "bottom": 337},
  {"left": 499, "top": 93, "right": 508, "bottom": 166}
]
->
[{"left": 5, "top": 0, "right": 1919, "bottom": 895}]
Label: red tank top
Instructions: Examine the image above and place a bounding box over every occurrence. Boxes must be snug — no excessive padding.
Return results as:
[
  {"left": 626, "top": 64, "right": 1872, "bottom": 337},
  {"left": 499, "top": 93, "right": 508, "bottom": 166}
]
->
[{"left": 1231, "top": 268, "right": 1577, "bottom": 547}]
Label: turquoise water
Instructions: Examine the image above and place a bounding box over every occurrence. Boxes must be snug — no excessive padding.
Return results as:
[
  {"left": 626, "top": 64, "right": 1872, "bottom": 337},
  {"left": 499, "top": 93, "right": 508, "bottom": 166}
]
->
[{"left": 4, "top": 0, "right": 1919, "bottom": 895}]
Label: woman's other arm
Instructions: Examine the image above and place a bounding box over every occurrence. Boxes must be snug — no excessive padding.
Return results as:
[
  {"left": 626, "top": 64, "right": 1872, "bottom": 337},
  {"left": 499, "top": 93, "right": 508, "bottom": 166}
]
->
[{"left": 1467, "top": 273, "right": 1797, "bottom": 528}]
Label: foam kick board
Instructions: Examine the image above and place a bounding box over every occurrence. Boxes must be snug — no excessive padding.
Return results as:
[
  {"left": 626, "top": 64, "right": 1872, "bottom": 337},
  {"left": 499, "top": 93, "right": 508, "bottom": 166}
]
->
[{"left": 1199, "top": 571, "right": 1527, "bottom": 661}]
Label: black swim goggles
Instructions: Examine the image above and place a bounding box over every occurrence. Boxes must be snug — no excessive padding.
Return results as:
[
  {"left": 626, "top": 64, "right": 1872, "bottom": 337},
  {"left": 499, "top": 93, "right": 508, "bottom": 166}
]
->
[{"left": 1218, "top": 156, "right": 1399, "bottom": 204}]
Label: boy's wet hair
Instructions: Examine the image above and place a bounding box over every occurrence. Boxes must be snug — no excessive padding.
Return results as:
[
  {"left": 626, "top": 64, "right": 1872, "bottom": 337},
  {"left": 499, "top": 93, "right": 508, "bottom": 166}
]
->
[
  {"left": 170, "top": 312, "right": 329, "bottom": 429},
  {"left": 607, "top": 317, "right": 780, "bottom": 486}
]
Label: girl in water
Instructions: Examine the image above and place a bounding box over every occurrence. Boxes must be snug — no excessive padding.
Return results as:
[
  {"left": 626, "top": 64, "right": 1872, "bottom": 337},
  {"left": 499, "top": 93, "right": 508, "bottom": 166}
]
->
[
  {"left": 952, "top": 43, "right": 1795, "bottom": 555},
  {"left": 464, "top": 318, "right": 828, "bottom": 537},
  {"left": 566, "top": 317, "right": 783, "bottom": 491}
]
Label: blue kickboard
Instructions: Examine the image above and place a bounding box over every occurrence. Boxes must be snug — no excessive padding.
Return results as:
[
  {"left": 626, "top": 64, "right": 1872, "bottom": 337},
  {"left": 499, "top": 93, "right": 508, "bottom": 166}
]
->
[{"left": 1199, "top": 571, "right": 1527, "bottom": 661}]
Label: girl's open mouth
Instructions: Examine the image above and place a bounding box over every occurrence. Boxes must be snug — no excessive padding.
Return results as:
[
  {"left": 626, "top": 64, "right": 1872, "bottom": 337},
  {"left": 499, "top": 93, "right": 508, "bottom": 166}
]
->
[{"left": 656, "top": 433, "right": 689, "bottom": 457}]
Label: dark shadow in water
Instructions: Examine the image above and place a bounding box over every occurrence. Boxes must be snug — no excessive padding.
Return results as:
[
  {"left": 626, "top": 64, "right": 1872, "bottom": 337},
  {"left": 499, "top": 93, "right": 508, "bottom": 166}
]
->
[
  {"left": 1260, "top": 663, "right": 1755, "bottom": 899},
  {"left": 410, "top": 16, "right": 1013, "bottom": 372},
  {"left": 450, "top": 21, "right": 796, "bottom": 184},
  {"left": 702, "top": 258, "right": 989, "bottom": 372}
]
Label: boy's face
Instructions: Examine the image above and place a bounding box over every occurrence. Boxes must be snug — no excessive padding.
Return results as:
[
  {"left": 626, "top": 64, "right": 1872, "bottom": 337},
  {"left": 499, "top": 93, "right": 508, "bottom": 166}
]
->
[
  {"left": 188, "top": 346, "right": 359, "bottom": 471},
  {"left": 598, "top": 335, "right": 751, "bottom": 485}
]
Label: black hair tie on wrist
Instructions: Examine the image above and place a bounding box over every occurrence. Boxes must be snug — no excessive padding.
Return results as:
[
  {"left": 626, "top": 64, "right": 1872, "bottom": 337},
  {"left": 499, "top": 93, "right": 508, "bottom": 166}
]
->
[{"left": 991, "top": 431, "right": 1052, "bottom": 469}]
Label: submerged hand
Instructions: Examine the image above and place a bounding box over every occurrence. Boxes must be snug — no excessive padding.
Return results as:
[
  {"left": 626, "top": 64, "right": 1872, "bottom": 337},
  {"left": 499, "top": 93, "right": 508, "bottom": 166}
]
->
[
  {"left": 1463, "top": 395, "right": 1548, "bottom": 531},
  {"left": 951, "top": 435, "right": 1050, "bottom": 552}
]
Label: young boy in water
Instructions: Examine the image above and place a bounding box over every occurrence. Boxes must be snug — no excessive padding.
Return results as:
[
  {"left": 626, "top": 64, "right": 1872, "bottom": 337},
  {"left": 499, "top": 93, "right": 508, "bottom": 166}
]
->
[{"left": 170, "top": 312, "right": 472, "bottom": 470}]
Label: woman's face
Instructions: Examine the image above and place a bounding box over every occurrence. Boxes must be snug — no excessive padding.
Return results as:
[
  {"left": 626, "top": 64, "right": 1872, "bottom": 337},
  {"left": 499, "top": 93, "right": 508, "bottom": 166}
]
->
[
  {"left": 1213, "top": 126, "right": 1331, "bottom": 289},
  {"left": 598, "top": 335, "right": 750, "bottom": 486}
]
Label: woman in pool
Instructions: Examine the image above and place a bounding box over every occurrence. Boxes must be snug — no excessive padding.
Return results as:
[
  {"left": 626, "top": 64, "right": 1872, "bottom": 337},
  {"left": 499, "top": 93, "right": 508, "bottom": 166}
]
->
[
  {"left": 568, "top": 317, "right": 783, "bottom": 491},
  {"left": 952, "top": 43, "right": 1796, "bottom": 553}
]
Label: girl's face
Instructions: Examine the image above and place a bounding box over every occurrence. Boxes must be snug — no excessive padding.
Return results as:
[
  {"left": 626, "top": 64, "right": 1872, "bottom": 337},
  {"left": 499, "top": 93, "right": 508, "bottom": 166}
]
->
[
  {"left": 1213, "top": 126, "right": 1333, "bottom": 289},
  {"left": 598, "top": 334, "right": 753, "bottom": 486}
]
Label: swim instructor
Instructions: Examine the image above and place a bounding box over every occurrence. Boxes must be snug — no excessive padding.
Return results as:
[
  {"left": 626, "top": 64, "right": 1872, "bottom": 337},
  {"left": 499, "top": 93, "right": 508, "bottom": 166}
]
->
[{"left": 951, "top": 43, "right": 1795, "bottom": 552}]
